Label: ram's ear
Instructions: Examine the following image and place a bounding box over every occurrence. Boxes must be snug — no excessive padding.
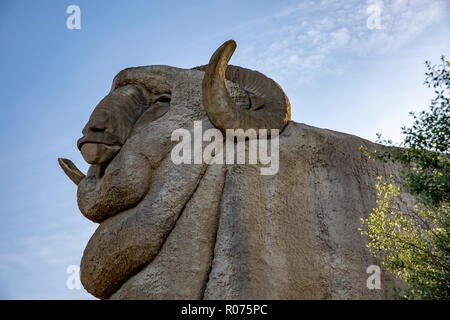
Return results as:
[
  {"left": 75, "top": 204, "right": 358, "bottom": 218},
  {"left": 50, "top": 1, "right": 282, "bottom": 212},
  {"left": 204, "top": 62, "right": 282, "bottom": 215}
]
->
[{"left": 58, "top": 158, "right": 85, "bottom": 185}]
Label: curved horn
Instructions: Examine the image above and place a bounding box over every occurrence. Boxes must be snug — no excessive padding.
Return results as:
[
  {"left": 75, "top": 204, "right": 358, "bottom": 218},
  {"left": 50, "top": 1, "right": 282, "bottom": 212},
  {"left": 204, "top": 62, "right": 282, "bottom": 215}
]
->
[
  {"left": 58, "top": 158, "right": 85, "bottom": 185},
  {"left": 201, "top": 40, "right": 291, "bottom": 135}
]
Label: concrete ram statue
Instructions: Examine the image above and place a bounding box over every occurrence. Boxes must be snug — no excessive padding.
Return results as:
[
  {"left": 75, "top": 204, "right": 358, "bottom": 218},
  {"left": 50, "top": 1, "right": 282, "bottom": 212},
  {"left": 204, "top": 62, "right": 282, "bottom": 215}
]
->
[{"left": 59, "top": 40, "right": 405, "bottom": 299}]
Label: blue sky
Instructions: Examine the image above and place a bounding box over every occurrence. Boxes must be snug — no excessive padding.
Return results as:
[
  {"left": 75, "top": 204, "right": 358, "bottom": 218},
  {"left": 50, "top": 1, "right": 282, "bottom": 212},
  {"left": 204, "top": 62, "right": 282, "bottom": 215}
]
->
[{"left": 0, "top": 0, "right": 449, "bottom": 299}]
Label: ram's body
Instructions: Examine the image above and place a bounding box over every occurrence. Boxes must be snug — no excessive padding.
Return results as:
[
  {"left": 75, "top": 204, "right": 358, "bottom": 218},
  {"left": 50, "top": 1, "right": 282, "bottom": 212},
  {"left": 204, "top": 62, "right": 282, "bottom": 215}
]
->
[{"left": 59, "top": 41, "right": 408, "bottom": 299}]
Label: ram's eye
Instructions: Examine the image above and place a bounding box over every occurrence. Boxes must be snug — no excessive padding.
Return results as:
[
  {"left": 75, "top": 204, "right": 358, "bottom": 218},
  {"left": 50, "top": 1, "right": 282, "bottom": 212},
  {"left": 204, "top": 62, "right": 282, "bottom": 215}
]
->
[{"left": 153, "top": 94, "right": 171, "bottom": 105}]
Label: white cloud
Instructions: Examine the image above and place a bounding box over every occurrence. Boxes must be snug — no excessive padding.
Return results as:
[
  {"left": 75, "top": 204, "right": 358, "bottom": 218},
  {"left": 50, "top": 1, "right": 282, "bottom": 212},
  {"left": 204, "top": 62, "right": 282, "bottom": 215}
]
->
[
  {"left": 233, "top": 0, "right": 450, "bottom": 83},
  {"left": 306, "top": 30, "right": 322, "bottom": 44},
  {"left": 330, "top": 27, "right": 350, "bottom": 47}
]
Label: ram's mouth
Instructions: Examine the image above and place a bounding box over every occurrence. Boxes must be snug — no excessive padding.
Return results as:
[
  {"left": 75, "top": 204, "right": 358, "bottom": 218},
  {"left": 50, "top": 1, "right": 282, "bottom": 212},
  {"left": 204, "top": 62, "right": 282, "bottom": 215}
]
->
[
  {"left": 79, "top": 142, "right": 121, "bottom": 162},
  {"left": 77, "top": 132, "right": 124, "bottom": 152},
  {"left": 78, "top": 140, "right": 122, "bottom": 149},
  {"left": 76, "top": 133, "right": 124, "bottom": 177}
]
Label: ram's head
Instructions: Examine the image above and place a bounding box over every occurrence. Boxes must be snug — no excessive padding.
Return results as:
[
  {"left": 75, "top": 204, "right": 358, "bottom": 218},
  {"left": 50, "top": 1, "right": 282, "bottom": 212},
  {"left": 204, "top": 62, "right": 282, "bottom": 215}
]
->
[{"left": 58, "top": 40, "right": 291, "bottom": 299}]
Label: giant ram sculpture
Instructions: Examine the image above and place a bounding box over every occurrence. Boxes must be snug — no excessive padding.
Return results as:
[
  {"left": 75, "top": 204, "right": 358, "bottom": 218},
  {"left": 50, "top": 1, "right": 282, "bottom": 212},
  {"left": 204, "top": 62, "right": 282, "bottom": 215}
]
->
[{"left": 59, "top": 40, "right": 406, "bottom": 299}]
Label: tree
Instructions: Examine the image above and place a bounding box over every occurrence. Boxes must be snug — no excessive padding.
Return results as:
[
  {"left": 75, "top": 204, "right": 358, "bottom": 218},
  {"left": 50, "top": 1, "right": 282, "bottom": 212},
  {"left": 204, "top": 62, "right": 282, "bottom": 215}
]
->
[{"left": 360, "top": 56, "right": 449, "bottom": 299}]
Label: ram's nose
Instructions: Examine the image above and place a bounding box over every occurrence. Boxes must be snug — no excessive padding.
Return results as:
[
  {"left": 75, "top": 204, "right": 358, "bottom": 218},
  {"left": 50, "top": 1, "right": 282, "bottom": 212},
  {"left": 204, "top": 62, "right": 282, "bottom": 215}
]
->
[{"left": 82, "top": 114, "right": 108, "bottom": 136}]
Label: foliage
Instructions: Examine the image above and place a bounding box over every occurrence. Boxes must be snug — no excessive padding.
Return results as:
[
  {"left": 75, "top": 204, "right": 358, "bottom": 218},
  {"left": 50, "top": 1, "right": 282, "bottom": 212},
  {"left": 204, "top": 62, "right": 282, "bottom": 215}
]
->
[
  {"left": 360, "top": 177, "right": 449, "bottom": 299},
  {"left": 360, "top": 57, "right": 450, "bottom": 299}
]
